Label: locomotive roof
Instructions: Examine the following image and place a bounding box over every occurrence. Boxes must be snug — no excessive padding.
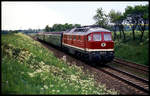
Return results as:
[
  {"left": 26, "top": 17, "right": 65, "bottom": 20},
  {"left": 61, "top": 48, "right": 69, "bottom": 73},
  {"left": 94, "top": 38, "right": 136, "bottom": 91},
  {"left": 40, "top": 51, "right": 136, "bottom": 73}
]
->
[{"left": 63, "top": 27, "right": 111, "bottom": 35}]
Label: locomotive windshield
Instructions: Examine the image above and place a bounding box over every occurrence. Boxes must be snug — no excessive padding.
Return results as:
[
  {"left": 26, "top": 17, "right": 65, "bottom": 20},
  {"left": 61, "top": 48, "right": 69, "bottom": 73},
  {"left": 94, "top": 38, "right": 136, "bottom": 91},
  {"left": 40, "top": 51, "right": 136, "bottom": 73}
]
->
[
  {"left": 93, "top": 33, "right": 102, "bottom": 41},
  {"left": 104, "top": 33, "right": 112, "bottom": 41},
  {"left": 88, "top": 32, "right": 112, "bottom": 41}
]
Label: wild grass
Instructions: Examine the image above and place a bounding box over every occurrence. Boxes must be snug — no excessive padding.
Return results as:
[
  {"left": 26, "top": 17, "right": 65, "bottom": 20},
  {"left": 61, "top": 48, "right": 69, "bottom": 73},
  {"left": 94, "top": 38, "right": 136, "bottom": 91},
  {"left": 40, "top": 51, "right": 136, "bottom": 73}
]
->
[
  {"left": 112, "top": 30, "right": 149, "bottom": 66},
  {"left": 1, "top": 33, "right": 118, "bottom": 95}
]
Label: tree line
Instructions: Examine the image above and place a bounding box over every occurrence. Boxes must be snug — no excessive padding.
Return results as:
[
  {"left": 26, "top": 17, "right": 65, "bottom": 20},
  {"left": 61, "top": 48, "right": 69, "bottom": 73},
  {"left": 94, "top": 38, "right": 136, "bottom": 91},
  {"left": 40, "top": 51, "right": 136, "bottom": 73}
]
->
[
  {"left": 93, "top": 4, "right": 149, "bottom": 42},
  {"left": 44, "top": 23, "right": 81, "bottom": 32}
]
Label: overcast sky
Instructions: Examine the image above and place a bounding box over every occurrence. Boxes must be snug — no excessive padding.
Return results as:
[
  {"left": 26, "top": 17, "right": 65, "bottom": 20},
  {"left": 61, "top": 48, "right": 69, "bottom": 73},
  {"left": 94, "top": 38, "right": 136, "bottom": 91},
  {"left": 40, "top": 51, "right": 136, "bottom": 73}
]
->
[{"left": 2, "top": 1, "right": 148, "bottom": 30}]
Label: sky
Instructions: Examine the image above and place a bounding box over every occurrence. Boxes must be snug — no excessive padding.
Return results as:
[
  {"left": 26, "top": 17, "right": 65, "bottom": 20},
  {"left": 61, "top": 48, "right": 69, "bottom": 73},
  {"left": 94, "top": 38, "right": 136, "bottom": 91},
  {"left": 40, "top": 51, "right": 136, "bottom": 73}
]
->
[{"left": 2, "top": 1, "right": 149, "bottom": 30}]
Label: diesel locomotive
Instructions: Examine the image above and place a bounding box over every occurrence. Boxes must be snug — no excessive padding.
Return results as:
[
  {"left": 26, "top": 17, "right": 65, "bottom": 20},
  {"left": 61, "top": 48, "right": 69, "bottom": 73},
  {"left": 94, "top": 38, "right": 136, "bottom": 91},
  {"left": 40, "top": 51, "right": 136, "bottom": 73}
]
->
[{"left": 36, "top": 25, "right": 114, "bottom": 64}]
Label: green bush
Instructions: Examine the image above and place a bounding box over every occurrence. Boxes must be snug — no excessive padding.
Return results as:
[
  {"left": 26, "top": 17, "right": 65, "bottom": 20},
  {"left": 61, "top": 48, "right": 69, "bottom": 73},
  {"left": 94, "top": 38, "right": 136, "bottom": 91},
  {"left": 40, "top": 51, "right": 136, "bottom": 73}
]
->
[{"left": 113, "top": 31, "right": 149, "bottom": 66}]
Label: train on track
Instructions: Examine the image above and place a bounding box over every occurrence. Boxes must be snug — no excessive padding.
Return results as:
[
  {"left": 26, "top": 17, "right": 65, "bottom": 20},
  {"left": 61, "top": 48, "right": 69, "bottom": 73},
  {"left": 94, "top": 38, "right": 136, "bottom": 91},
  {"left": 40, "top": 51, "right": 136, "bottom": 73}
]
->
[{"left": 36, "top": 25, "right": 114, "bottom": 64}]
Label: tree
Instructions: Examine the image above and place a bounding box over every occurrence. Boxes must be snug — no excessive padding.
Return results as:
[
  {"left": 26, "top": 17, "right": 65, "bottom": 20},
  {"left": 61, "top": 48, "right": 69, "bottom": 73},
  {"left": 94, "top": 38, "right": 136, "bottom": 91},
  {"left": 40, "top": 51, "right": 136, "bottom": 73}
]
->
[
  {"left": 124, "top": 5, "right": 149, "bottom": 41},
  {"left": 93, "top": 8, "right": 109, "bottom": 28},
  {"left": 74, "top": 24, "right": 81, "bottom": 28},
  {"left": 124, "top": 6, "right": 137, "bottom": 40},
  {"left": 117, "top": 15, "right": 126, "bottom": 40},
  {"left": 44, "top": 25, "right": 51, "bottom": 32},
  {"left": 48, "top": 23, "right": 81, "bottom": 32},
  {"left": 64, "top": 23, "right": 69, "bottom": 30},
  {"left": 135, "top": 5, "right": 149, "bottom": 41},
  {"left": 108, "top": 9, "right": 126, "bottom": 40}
]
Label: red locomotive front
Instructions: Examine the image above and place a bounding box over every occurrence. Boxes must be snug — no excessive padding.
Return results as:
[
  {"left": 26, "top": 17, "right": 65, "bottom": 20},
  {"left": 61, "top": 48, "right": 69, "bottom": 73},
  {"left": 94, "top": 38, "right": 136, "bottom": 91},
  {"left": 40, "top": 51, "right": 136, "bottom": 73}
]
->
[
  {"left": 62, "top": 25, "right": 114, "bottom": 64},
  {"left": 86, "top": 32, "right": 114, "bottom": 50},
  {"left": 85, "top": 31, "right": 114, "bottom": 63}
]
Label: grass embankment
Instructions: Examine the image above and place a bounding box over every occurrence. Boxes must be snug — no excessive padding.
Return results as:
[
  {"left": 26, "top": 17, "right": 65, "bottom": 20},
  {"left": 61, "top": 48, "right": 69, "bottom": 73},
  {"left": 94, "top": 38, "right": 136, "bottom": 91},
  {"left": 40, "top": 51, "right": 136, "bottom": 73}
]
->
[
  {"left": 2, "top": 33, "right": 118, "bottom": 95},
  {"left": 113, "top": 30, "right": 149, "bottom": 66}
]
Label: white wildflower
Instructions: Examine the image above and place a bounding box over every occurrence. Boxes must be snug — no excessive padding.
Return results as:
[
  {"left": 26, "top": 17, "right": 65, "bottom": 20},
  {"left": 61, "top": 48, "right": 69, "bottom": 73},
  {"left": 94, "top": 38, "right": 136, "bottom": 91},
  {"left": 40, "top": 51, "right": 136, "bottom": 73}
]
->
[
  {"left": 52, "top": 90, "right": 55, "bottom": 92},
  {"left": 36, "top": 69, "right": 42, "bottom": 73},
  {"left": 30, "top": 65, "right": 34, "bottom": 69},
  {"left": 56, "top": 90, "right": 60, "bottom": 93},
  {"left": 42, "top": 77, "right": 47, "bottom": 81},
  {"left": 28, "top": 72, "right": 35, "bottom": 77},
  {"left": 62, "top": 67, "right": 65, "bottom": 71},
  {"left": 140, "top": 42, "right": 143, "bottom": 45},
  {"left": 146, "top": 38, "right": 149, "bottom": 41},
  {"left": 62, "top": 55, "right": 66, "bottom": 62},
  {"left": 41, "top": 61, "right": 45, "bottom": 64},
  {"left": 43, "top": 85, "right": 48, "bottom": 89},
  {"left": 70, "top": 75, "right": 77, "bottom": 81},
  {"left": 21, "top": 72, "right": 24, "bottom": 74},
  {"left": 50, "top": 85, "right": 54, "bottom": 88},
  {"left": 6, "top": 81, "right": 8, "bottom": 84},
  {"left": 40, "top": 50, "right": 42, "bottom": 53}
]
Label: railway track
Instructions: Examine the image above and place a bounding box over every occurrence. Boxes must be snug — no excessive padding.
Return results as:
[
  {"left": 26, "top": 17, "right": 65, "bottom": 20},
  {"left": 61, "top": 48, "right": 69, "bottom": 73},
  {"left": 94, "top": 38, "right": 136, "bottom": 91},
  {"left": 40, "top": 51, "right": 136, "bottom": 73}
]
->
[
  {"left": 113, "top": 57, "right": 149, "bottom": 73},
  {"left": 98, "top": 65, "right": 149, "bottom": 93},
  {"left": 104, "top": 58, "right": 149, "bottom": 93}
]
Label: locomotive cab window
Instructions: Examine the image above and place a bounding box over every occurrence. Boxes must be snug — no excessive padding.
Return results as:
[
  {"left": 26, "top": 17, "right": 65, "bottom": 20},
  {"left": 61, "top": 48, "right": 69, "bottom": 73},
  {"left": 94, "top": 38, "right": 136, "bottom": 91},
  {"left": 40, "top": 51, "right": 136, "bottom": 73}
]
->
[
  {"left": 88, "top": 34, "right": 92, "bottom": 41},
  {"left": 104, "top": 33, "right": 112, "bottom": 41},
  {"left": 93, "top": 33, "right": 102, "bottom": 41}
]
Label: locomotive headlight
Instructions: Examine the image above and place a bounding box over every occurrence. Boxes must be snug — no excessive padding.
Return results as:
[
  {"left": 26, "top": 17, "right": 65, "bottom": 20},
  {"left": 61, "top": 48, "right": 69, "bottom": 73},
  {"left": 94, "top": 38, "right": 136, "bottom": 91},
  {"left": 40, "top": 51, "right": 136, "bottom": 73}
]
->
[{"left": 101, "top": 43, "right": 106, "bottom": 47}]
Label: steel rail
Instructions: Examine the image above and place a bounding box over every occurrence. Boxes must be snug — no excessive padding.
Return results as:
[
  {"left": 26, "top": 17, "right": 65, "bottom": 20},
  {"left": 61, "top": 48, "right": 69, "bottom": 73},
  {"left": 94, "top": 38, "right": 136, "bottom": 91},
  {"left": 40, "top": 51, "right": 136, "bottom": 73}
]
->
[
  {"left": 113, "top": 58, "right": 149, "bottom": 73},
  {"left": 99, "top": 67, "right": 149, "bottom": 93},
  {"left": 105, "top": 65, "right": 149, "bottom": 84}
]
